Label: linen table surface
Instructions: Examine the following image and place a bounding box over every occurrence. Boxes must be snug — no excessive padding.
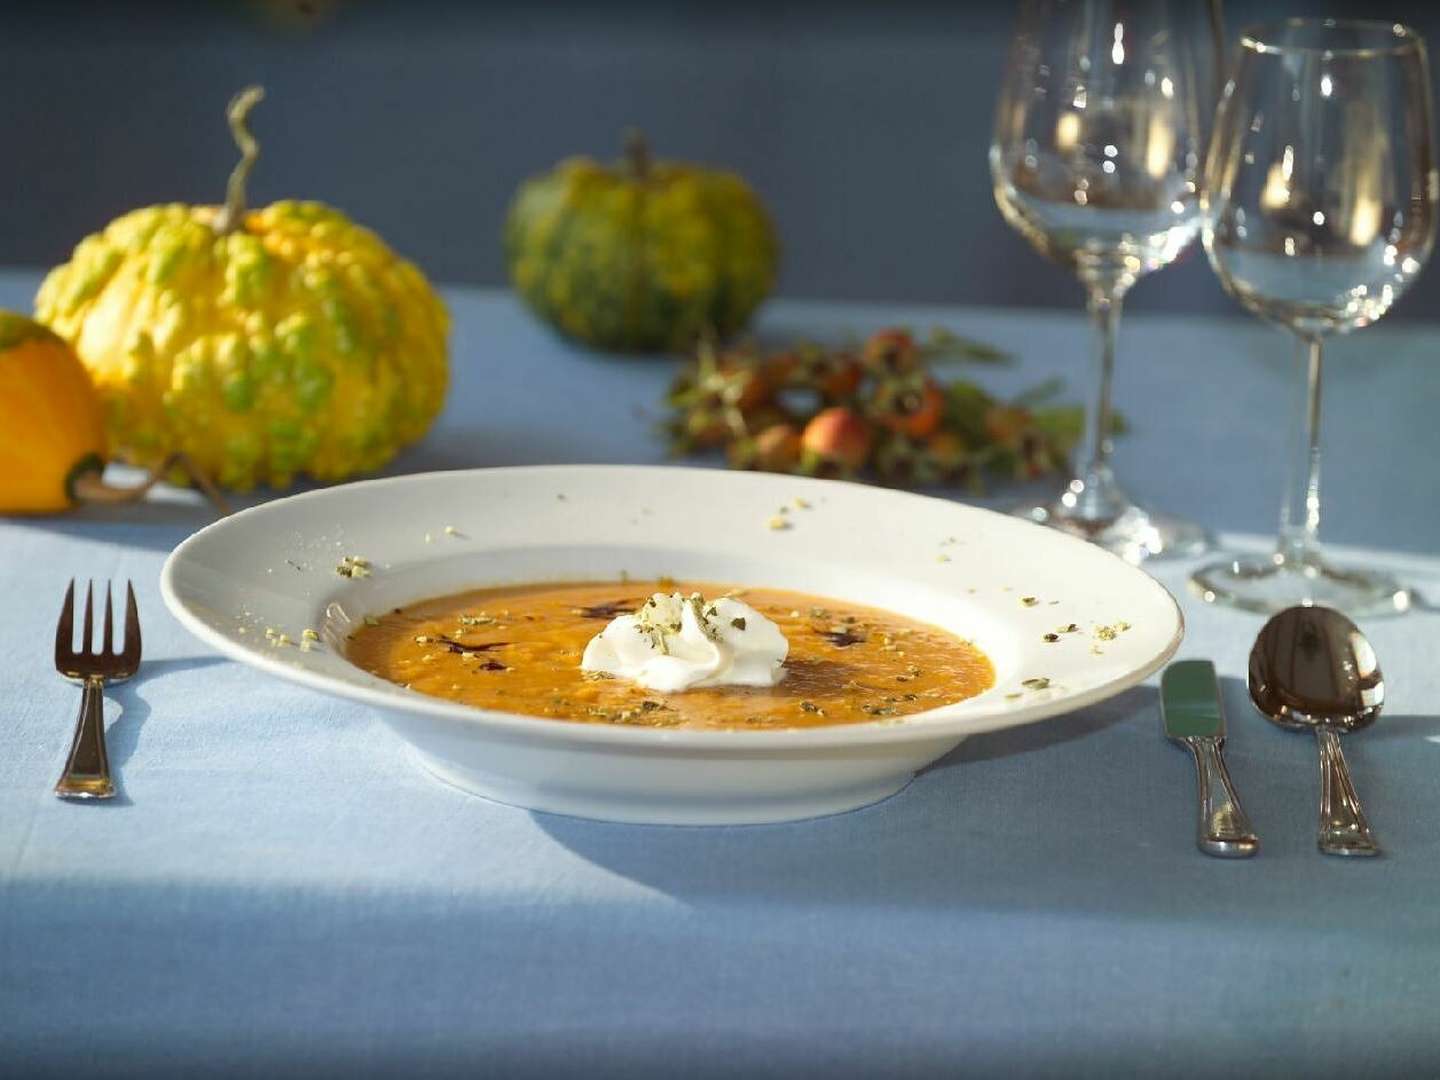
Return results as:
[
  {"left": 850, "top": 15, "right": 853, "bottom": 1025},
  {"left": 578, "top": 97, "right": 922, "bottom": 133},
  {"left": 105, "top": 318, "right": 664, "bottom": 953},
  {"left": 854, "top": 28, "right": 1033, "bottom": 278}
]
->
[{"left": 2, "top": 269, "right": 1439, "bottom": 1078}]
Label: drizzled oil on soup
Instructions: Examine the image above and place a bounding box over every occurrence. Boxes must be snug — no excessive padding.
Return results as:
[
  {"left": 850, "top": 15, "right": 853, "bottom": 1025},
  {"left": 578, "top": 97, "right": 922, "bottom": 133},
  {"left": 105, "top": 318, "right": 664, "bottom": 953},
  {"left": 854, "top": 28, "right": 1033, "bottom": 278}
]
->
[{"left": 348, "top": 580, "right": 995, "bottom": 730}]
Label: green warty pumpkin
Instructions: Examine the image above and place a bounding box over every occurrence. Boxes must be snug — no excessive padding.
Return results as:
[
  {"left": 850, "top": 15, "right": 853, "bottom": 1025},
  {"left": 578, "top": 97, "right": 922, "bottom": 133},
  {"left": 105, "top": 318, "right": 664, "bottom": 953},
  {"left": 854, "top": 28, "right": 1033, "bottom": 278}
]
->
[{"left": 504, "top": 133, "right": 779, "bottom": 353}]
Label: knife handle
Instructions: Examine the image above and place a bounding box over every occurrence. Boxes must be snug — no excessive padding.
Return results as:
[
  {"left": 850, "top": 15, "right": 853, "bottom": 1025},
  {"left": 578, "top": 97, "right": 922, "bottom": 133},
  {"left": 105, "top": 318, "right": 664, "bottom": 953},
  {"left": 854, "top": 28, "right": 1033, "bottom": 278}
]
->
[{"left": 1185, "top": 737, "right": 1259, "bottom": 858}]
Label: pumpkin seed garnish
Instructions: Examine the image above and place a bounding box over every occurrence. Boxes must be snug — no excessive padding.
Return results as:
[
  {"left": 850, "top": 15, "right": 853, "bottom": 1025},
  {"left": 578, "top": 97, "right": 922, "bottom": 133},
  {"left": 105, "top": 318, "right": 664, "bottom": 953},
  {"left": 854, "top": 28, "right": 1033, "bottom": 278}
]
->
[
  {"left": 335, "top": 555, "right": 372, "bottom": 578},
  {"left": 436, "top": 636, "right": 509, "bottom": 655},
  {"left": 819, "top": 626, "right": 866, "bottom": 647},
  {"left": 573, "top": 600, "right": 637, "bottom": 621}
]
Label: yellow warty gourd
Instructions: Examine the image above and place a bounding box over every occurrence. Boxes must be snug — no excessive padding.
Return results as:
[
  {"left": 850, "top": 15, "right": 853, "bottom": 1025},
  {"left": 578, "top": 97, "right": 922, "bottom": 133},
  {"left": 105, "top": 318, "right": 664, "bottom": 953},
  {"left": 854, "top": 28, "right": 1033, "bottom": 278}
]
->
[{"left": 34, "top": 87, "right": 449, "bottom": 490}]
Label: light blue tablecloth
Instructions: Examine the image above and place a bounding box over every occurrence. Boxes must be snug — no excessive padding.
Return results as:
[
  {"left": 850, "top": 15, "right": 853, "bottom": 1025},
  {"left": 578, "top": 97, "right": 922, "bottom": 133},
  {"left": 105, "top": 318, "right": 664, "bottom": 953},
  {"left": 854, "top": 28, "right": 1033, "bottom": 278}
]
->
[{"left": 3, "top": 268, "right": 1439, "bottom": 1078}]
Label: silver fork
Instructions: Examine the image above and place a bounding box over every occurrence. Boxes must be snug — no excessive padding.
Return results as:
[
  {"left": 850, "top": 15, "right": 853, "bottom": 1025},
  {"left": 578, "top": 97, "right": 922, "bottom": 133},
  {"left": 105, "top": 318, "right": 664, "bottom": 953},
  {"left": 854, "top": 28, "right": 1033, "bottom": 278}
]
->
[{"left": 54, "top": 580, "right": 141, "bottom": 800}]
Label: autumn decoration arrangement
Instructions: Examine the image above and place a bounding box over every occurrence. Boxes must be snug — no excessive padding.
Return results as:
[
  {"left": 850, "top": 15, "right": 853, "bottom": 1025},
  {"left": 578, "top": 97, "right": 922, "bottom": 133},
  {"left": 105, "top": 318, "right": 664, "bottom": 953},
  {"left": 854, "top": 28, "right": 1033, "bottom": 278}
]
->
[
  {"left": 2, "top": 89, "right": 1094, "bottom": 517},
  {"left": 664, "top": 328, "right": 1092, "bottom": 490}
]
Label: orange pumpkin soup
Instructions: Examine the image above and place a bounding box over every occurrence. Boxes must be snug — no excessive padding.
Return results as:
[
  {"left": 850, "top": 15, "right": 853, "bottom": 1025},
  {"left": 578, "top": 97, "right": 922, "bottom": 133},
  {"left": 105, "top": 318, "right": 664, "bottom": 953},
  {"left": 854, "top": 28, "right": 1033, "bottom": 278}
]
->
[{"left": 347, "top": 580, "right": 994, "bottom": 730}]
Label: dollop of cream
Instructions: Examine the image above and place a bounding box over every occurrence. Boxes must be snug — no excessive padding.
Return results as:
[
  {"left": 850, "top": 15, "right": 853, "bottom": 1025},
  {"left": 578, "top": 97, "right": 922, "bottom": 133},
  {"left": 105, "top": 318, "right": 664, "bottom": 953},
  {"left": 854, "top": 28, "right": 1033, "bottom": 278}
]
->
[{"left": 580, "top": 592, "right": 788, "bottom": 692}]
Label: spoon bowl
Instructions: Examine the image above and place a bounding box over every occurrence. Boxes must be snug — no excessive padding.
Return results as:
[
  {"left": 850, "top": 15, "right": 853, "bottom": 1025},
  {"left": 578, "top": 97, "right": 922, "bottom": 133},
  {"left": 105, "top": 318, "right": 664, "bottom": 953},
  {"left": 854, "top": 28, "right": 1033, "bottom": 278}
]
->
[{"left": 1249, "top": 605, "right": 1383, "bottom": 857}]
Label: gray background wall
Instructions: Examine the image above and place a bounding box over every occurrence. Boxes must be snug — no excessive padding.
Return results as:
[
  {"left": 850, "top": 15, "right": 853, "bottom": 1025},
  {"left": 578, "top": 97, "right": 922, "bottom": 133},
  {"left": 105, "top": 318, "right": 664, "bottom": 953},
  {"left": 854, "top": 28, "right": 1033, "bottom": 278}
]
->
[{"left": 3, "top": 0, "right": 1439, "bottom": 319}]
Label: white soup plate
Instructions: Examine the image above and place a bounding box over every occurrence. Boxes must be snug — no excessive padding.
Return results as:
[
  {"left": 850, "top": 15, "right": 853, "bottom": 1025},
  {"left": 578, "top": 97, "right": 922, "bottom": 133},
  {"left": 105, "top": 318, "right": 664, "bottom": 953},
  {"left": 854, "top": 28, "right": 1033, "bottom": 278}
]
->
[{"left": 161, "top": 465, "right": 1183, "bottom": 825}]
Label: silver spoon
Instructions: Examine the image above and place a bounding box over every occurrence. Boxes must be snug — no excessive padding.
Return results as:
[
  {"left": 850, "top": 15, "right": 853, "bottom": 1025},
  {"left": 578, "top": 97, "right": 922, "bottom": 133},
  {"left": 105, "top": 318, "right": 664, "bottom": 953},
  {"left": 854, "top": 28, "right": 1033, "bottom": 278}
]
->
[{"left": 1248, "top": 605, "right": 1383, "bottom": 857}]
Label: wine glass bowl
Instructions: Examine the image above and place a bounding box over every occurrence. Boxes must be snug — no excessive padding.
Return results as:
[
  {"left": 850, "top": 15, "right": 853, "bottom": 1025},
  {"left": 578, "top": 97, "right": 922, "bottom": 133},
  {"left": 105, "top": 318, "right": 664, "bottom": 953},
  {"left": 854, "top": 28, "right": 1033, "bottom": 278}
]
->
[
  {"left": 990, "top": 0, "right": 1220, "bottom": 561},
  {"left": 1194, "top": 19, "right": 1437, "bottom": 615},
  {"left": 1206, "top": 21, "right": 1436, "bottom": 336},
  {"left": 993, "top": 50, "right": 1205, "bottom": 290}
]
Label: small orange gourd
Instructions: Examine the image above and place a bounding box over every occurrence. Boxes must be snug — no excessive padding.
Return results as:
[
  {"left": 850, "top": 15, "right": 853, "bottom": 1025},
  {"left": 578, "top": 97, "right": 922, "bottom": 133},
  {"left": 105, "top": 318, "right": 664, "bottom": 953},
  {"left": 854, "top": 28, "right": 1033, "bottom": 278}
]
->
[
  {"left": 0, "top": 310, "right": 227, "bottom": 514},
  {"left": 1, "top": 311, "right": 108, "bottom": 512}
]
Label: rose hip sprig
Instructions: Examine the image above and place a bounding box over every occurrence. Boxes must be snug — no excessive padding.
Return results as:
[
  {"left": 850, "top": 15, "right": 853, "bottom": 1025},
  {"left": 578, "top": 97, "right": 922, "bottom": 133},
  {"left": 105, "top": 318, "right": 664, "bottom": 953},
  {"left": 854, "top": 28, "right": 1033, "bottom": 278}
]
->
[{"left": 665, "top": 327, "right": 1101, "bottom": 491}]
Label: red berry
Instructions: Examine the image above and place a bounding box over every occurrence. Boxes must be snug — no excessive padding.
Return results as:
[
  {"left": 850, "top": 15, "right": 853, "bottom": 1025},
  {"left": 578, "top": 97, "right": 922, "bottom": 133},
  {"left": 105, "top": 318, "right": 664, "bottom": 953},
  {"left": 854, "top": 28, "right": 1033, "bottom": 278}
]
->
[
  {"left": 818, "top": 356, "right": 864, "bottom": 400},
  {"left": 802, "top": 407, "right": 873, "bottom": 469},
  {"left": 752, "top": 423, "right": 802, "bottom": 472},
  {"left": 861, "top": 328, "right": 920, "bottom": 374},
  {"left": 875, "top": 379, "right": 945, "bottom": 438}
]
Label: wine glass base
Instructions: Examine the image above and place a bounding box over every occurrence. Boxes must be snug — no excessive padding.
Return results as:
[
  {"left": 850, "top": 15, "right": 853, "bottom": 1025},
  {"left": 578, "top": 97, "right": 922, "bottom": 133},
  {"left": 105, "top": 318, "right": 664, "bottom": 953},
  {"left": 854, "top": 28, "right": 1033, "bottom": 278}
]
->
[
  {"left": 1014, "top": 499, "right": 1212, "bottom": 565},
  {"left": 1190, "top": 555, "right": 1411, "bottom": 616}
]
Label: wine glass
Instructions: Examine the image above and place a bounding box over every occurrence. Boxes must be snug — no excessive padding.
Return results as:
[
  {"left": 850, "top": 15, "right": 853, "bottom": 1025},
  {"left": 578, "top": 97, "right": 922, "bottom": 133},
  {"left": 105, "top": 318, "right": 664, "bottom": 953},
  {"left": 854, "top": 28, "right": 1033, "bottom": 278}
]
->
[
  {"left": 1194, "top": 19, "right": 1437, "bottom": 615},
  {"left": 990, "top": 0, "right": 1221, "bottom": 563}
]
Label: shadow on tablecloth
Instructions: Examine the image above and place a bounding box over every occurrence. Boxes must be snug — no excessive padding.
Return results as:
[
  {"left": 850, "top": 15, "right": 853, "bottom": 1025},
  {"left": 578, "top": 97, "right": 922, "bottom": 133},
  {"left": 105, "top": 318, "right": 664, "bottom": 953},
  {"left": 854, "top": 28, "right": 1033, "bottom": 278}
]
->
[
  {"left": 6, "top": 496, "right": 226, "bottom": 554},
  {"left": 942, "top": 684, "right": 1154, "bottom": 766},
  {"left": 528, "top": 683, "right": 1187, "bottom": 910},
  {"left": 59, "top": 655, "right": 231, "bottom": 806}
]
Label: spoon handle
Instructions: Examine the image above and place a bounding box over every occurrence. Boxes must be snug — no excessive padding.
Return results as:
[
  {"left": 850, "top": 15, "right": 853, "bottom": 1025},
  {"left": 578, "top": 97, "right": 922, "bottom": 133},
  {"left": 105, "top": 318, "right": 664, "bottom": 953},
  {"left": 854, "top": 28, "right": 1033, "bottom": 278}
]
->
[
  {"left": 1315, "top": 728, "right": 1380, "bottom": 857},
  {"left": 1186, "top": 737, "right": 1259, "bottom": 858}
]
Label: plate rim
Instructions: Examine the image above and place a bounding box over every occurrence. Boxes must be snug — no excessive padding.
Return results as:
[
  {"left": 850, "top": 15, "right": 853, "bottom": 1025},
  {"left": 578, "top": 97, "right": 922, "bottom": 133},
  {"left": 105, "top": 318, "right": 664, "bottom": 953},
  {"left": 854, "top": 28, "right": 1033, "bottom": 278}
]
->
[{"left": 160, "top": 464, "right": 1185, "bottom": 750}]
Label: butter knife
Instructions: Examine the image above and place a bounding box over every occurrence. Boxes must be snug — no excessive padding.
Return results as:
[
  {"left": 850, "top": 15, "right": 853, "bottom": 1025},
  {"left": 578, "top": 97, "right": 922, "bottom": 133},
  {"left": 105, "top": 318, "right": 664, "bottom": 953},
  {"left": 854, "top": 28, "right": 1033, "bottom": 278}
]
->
[{"left": 1161, "top": 660, "right": 1259, "bottom": 858}]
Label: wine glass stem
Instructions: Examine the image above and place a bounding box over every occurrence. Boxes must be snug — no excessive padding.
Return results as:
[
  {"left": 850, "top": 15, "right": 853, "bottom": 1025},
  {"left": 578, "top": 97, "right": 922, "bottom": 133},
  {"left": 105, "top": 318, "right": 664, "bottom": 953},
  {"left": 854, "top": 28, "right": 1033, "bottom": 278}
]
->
[
  {"left": 1069, "top": 288, "right": 1128, "bottom": 522},
  {"left": 1278, "top": 334, "right": 1325, "bottom": 567}
]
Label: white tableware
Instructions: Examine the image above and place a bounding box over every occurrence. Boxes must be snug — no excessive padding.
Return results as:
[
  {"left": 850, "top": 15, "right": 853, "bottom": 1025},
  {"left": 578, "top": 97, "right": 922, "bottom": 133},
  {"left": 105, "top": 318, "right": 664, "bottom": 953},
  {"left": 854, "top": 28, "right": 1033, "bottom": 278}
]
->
[{"left": 161, "top": 465, "right": 1183, "bottom": 825}]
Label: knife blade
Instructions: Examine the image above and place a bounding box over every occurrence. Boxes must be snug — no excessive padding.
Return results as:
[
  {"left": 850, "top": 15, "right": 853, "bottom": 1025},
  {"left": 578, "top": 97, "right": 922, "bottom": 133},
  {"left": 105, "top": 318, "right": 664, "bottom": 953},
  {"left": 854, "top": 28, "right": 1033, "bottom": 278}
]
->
[{"left": 1161, "top": 660, "right": 1259, "bottom": 858}]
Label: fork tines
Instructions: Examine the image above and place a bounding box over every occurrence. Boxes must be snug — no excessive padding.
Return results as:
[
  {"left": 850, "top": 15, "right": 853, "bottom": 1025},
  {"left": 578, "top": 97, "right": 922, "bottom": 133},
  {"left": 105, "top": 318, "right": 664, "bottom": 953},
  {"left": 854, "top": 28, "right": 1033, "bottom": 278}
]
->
[{"left": 55, "top": 580, "right": 142, "bottom": 673}]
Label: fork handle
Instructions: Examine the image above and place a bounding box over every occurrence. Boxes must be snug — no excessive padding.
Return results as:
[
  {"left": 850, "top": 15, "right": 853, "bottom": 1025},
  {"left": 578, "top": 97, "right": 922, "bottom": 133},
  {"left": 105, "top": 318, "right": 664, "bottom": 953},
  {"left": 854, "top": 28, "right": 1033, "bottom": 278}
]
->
[{"left": 55, "top": 675, "right": 114, "bottom": 800}]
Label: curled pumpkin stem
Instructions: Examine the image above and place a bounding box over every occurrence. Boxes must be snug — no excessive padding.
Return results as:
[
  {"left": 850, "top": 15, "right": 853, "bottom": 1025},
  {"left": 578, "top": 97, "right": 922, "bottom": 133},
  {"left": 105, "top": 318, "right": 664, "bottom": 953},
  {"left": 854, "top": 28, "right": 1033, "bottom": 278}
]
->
[
  {"left": 71, "top": 453, "right": 232, "bottom": 517},
  {"left": 212, "top": 85, "right": 266, "bottom": 236},
  {"left": 623, "top": 128, "right": 652, "bottom": 180}
]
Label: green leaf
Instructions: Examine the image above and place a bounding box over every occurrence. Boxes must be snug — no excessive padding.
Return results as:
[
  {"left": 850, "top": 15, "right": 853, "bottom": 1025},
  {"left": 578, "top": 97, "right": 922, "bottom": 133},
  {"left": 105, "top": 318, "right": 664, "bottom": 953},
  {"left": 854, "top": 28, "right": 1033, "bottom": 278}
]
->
[
  {"left": 1010, "top": 376, "right": 1067, "bottom": 408},
  {"left": 943, "top": 380, "right": 995, "bottom": 444},
  {"left": 1031, "top": 405, "right": 1085, "bottom": 450},
  {"left": 1030, "top": 404, "right": 1127, "bottom": 450},
  {"left": 926, "top": 326, "right": 1012, "bottom": 364}
]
